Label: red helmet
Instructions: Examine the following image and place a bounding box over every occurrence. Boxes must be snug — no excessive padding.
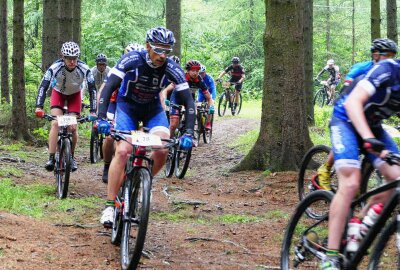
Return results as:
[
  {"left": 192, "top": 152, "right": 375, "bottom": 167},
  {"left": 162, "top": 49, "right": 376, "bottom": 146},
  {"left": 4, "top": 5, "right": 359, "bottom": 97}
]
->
[{"left": 185, "top": 60, "right": 201, "bottom": 71}]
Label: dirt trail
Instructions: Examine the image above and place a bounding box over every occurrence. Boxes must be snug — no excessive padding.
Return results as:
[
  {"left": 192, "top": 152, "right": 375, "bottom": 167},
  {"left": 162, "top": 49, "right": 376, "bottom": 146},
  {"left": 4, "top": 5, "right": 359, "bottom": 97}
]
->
[{"left": 0, "top": 116, "right": 299, "bottom": 270}]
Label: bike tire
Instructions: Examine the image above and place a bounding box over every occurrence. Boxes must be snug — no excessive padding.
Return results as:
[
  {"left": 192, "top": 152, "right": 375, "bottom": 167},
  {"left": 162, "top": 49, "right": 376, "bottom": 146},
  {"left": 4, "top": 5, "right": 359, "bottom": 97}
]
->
[
  {"left": 194, "top": 113, "right": 202, "bottom": 146},
  {"left": 90, "top": 126, "right": 100, "bottom": 163},
  {"left": 313, "top": 89, "right": 326, "bottom": 107},
  {"left": 297, "top": 145, "right": 336, "bottom": 219},
  {"left": 367, "top": 217, "right": 399, "bottom": 270},
  {"left": 175, "top": 130, "right": 192, "bottom": 179},
  {"left": 57, "top": 138, "right": 71, "bottom": 199},
  {"left": 203, "top": 113, "right": 213, "bottom": 144},
  {"left": 281, "top": 190, "right": 333, "bottom": 270},
  {"left": 120, "top": 168, "right": 151, "bottom": 270},
  {"left": 236, "top": 93, "right": 242, "bottom": 115},
  {"left": 111, "top": 187, "right": 124, "bottom": 245},
  {"left": 218, "top": 92, "right": 227, "bottom": 117},
  {"left": 99, "top": 134, "right": 104, "bottom": 160},
  {"left": 164, "top": 146, "right": 176, "bottom": 178}
]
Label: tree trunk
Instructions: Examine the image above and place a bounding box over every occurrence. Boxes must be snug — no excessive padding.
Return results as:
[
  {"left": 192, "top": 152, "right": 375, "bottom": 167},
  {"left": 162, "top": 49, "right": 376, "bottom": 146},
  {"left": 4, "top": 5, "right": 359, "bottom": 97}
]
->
[
  {"left": 166, "top": 0, "right": 181, "bottom": 59},
  {"left": 249, "top": 0, "right": 255, "bottom": 46},
  {"left": 58, "top": 0, "right": 74, "bottom": 48},
  {"left": 233, "top": 0, "right": 312, "bottom": 172},
  {"left": 73, "top": 0, "right": 82, "bottom": 45},
  {"left": 351, "top": 0, "right": 355, "bottom": 65},
  {"left": 387, "top": 0, "right": 397, "bottom": 44},
  {"left": 0, "top": 0, "right": 10, "bottom": 103},
  {"left": 371, "top": 0, "right": 381, "bottom": 41},
  {"left": 42, "top": 0, "right": 59, "bottom": 71},
  {"left": 326, "top": 0, "right": 331, "bottom": 58},
  {"left": 304, "top": 0, "right": 313, "bottom": 125},
  {"left": 12, "top": 0, "right": 30, "bottom": 141}
]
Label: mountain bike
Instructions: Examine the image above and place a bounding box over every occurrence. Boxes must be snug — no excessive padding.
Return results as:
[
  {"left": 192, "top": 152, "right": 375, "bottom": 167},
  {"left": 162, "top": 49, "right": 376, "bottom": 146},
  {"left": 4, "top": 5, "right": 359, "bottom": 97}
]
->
[
  {"left": 194, "top": 101, "right": 213, "bottom": 145},
  {"left": 298, "top": 144, "right": 383, "bottom": 219},
  {"left": 164, "top": 103, "right": 192, "bottom": 179},
  {"left": 281, "top": 152, "right": 400, "bottom": 270},
  {"left": 313, "top": 80, "right": 336, "bottom": 107},
  {"left": 109, "top": 129, "right": 176, "bottom": 270},
  {"left": 217, "top": 81, "right": 242, "bottom": 116},
  {"left": 90, "top": 121, "right": 104, "bottom": 163},
  {"left": 43, "top": 114, "right": 90, "bottom": 199}
]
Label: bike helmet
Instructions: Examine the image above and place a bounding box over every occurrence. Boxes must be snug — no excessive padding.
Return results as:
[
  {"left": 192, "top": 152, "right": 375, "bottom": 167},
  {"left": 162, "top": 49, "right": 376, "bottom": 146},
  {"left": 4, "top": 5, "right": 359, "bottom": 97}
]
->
[
  {"left": 231, "top": 57, "right": 240, "bottom": 63},
  {"left": 169, "top": 55, "right": 180, "bottom": 64},
  {"left": 371, "top": 38, "right": 398, "bottom": 54},
  {"left": 146, "top": 27, "right": 175, "bottom": 46},
  {"left": 200, "top": 64, "right": 206, "bottom": 73},
  {"left": 95, "top": 53, "right": 107, "bottom": 64},
  {"left": 185, "top": 60, "right": 201, "bottom": 71},
  {"left": 124, "top": 43, "right": 145, "bottom": 54},
  {"left": 61, "top": 41, "right": 80, "bottom": 57},
  {"left": 327, "top": 59, "right": 334, "bottom": 65}
]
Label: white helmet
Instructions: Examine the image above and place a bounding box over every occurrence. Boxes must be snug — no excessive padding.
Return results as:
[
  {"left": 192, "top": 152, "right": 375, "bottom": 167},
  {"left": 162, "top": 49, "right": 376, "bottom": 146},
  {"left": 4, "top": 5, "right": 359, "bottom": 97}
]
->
[
  {"left": 61, "top": 41, "right": 80, "bottom": 57},
  {"left": 327, "top": 59, "right": 334, "bottom": 65},
  {"left": 124, "top": 43, "right": 145, "bottom": 54}
]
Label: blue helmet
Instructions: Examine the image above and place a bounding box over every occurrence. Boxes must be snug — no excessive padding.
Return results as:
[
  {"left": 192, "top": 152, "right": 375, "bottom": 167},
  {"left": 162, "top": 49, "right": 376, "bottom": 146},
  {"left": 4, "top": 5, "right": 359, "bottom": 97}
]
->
[{"left": 146, "top": 27, "right": 175, "bottom": 46}]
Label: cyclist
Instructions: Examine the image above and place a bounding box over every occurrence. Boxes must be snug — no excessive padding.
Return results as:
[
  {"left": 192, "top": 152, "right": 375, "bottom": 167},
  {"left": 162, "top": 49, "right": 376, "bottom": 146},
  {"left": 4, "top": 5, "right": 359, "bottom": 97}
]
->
[
  {"left": 91, "top": 53, "right": 111, "bottom": 91},
  {"left": 315, "top": 59, "right": 340, "bottom": 104},
  {"left": 99, "top": 43, "right": 145, "bottom": 183},
  {"left": 199, "top": 64, "right": 216, "bottom": 130},
  {"left": 97, "top": 27, "right": 196, "bottom": 227},
  {"left": 321, "top": 53, "right": 400, "bottom": 269},
  {"left": 215, "top": 56, "right": 245, "bottom": 114},
  {"left": 316, "top": 38, "right": 398, "bottom": 191},
  {"left": 35, "top": 41, "right": 97, "bottom": 172}
]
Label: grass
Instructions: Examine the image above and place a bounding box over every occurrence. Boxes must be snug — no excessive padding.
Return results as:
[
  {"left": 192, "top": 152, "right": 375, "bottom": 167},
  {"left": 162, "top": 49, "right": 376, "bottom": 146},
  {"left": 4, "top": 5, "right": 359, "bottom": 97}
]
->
[
  {"left": 0, "top": 178, "right": 102, "bottom": 223},
  {"left": 214, "top": 99, "right": 262, "bottom": 121},
  {"left": 0, "top": 166, "right": 23, "bottom": 178}
]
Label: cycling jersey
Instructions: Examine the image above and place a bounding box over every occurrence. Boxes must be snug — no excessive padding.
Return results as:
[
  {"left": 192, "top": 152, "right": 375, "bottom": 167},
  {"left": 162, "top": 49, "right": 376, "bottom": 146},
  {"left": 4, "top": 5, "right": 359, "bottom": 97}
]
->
[
  {"left": 317, "top": 65, "right": 340, "bottom": 85},
  {"left": 36, "top": 59, "right": 97, "bottom": 112},
  {"left": 185, "top": 73, "right": 209, "bottom": 100},
  {"left": 344, "top": 61, "right": 374, "bottom": 84},
  {"left": 91, "top": 66, "right": 110, "bottom": 90},
  {"left": 224, "top": 64, "right": 245, "bottom": 81},
  {"left": 198, "top": 73, "right": 216, "bottom": 101}
]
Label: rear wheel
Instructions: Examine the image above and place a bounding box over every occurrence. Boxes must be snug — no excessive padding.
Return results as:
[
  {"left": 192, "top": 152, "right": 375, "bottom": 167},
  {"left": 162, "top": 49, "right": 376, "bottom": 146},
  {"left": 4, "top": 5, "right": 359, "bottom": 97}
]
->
[
  {"left": 175, "top": 130, "right": 192, "bottom": 179},
  {"left": 281, "top": 191, "right": 333, "bottom": 270},
  {"left": 56, "top": 138, "right": 71, "bottom": 199},
  {"left": 90, "top": 125, "right": 101, "bottom": 163},
  {"left": 120, "top": 168, "right": 151, "bottom": 270},
  {"left": 313, "top": 89, "right": 326, "bottom": 107},
  {"left": 111, "top": 187, "right": 123, "bottom": 245},
  {"left": 218, "top": 92, "right": 228, "bottom": 117},
  {"left": 203, "top": 113, "right": 213, "bottom": 144}
]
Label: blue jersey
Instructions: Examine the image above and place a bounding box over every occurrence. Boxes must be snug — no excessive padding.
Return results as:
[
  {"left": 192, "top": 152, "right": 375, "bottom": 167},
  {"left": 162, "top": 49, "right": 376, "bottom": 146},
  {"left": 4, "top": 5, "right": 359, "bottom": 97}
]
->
[
  {"left": 198, "top": 73, "right": 216, "bottom": 101},
  {"left": 344, "top": 61, "right": 374, "bottom": 84},
  {"left": 333, "top": 59, "right": 400, "bottom": 127},
  {"left": 108, "top": 50, "right": 188, "bottom": 105}
]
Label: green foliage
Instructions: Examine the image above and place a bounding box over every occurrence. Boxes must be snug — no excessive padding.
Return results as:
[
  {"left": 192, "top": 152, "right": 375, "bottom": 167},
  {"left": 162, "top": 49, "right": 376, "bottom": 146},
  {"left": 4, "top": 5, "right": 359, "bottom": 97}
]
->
[
  {"left": 0, "top": 167, "right": 23, "bottom": 178},
  {"left": 0, "top": 142, "right": 23, "bottom": 151},
  {"left": 32, "top": 127, "right": 49, "bottom": 141},
  {"left": 216, "top": 214, "right": 262, "bottom": 224}
]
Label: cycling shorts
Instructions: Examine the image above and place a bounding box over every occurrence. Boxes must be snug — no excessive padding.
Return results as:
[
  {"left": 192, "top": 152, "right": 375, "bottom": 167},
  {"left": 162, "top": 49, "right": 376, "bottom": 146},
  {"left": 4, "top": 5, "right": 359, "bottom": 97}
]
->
[
  {"left": 330, "top": 116, "right": 399, "bottom": 170},
  {"left": 229, "top": 78, "right": 243, "bottom": 91},
  {"left": 50, "top": 89, "right": 82, "bottom": 114},
  {"left": 114, "top": 97, "right": 169, "bottom": 134}
]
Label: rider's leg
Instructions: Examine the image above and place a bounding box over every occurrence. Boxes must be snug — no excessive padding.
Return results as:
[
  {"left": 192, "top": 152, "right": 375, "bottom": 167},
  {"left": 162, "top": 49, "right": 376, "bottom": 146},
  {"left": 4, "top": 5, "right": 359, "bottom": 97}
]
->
[
  {"left": 169, "top": 115, "right": 179, "bottom": 138},
  {"left": 150, "top": 129, "right": 170, "bottom": 176},
  {"left": 102, "top": 136, "right": 115, "bottom": 183},
  {"left": 317, "top": 151, "right": 335, "bottom": 190}
]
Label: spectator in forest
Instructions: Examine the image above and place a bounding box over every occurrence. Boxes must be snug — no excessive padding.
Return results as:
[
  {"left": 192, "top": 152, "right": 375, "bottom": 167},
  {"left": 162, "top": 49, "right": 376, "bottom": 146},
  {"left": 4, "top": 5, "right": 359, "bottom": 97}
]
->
[
  {"left": 34, "top": 41, "right": 97, "bottom": 172},
  {"left": 315, "top": 59, "right": 340, "bottom": 104},
  {"left": 215, "top": 56, "right": 245, "bottom": 114}
]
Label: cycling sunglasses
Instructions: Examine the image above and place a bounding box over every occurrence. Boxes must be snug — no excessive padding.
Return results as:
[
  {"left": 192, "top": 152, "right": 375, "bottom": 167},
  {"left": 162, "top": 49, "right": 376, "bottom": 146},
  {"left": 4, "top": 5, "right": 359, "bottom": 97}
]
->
[{"left": 149, "top": 43, "right": 173, "bottom": 55}]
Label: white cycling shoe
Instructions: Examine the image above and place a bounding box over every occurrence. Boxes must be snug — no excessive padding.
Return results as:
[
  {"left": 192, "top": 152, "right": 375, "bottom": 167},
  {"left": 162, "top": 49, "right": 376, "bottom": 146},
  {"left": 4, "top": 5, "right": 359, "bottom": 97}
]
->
[{"left": 100, "top": 206, "right": 114, "bottom": 228}]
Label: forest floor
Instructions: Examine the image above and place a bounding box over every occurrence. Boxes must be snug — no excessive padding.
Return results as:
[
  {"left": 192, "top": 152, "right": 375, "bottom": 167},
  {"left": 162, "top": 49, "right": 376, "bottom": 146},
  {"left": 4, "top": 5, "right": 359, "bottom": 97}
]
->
[{"left": 0, "top": 115, "right": 300, "bottom": 270}]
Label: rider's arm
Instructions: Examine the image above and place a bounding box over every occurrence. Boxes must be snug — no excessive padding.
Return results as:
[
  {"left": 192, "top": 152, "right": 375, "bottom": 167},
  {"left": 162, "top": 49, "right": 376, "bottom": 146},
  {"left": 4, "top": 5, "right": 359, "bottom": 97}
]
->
[
  {"left": 206, "top": 75, "right": 217, "bottom": 100},
  {"left": 198, "top": 77, "right": 214, "bottom": 106},
  {"left": 217, "top": 70, "right": 226, "bottom": 80},
  {"left": 98, "top": 74, "right": 122, "bottom": 119},
  {"left": 174, "top": 84, "right": 196, "bottom": 134},
  {"left": 86, "top": 69, "right": 97, "bottom": 112},
  {"left": 163, "top": 83, "right": 175, "bottom": 97},
  {"left": 36, "top": 69, "right": 53, "bottom": 108},
  {"left": 238, "top": 73, "right": 245, "bottom": 84},
  {"left": 316, "top": 68, "right": 326, "bottom": 80}
]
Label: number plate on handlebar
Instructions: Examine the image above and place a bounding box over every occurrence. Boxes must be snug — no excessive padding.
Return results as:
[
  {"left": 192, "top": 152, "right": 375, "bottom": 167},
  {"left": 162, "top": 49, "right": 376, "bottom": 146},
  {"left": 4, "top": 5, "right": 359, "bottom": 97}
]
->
[
  {"left": 131, "top": 131, "right": 162, "bottom": 146},
  {"left": 57, "top": 115, "right": 77, "bottom": 126},
  {"left": 222, "top": 81, "right": 231, "bottom": 88}
]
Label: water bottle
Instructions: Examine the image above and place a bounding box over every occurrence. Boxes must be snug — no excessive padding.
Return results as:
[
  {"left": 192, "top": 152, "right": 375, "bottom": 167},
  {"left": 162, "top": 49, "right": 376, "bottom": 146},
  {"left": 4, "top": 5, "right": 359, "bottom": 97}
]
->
[
  {"left": 346, "top": 216, "right": 361, "bottom": 252},
  {"left": 360, "top": 203, "right": 384, "bottom": 238}
]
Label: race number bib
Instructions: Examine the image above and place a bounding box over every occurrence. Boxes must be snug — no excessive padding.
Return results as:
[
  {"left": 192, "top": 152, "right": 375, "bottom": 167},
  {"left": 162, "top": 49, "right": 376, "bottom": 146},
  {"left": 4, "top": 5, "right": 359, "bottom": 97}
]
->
[
  {"left": 57, "top": 115, "right": 77, "bottom": 127},
  {"left": 131, "top": 131, "right": 162, "bottom": 146}
]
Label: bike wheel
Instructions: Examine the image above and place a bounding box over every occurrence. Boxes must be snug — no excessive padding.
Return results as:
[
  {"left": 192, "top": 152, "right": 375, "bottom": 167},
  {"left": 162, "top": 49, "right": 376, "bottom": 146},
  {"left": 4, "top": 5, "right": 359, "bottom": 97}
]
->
[
  {"left": 236, "top": 93, "right": 242, "bottom": 115},
  {"left": 164, "top": 146, "right": 176, "bottom": 178},
  {"left": 120, "top": 168, "right": 151, "bottom": 270},
  {"left": 313, "top": 89, "right": 326, "bottom": 107},
  {"left": 203, "top": 114, "right": 213, "bottom": 144},
  {"left": 194, "top": 113, "right": 202, "bottom": 146},
  {"left": 99, "top": 134, "right": 104, "bottom": 160},
  {"left": 281, "top": 190, "right": 333, "bottom": 270},
  {"left": 367, "top": 218, "right": 399, "bottom": 269},
  {"left": 175, "top": 130, "right": 192, "bottom": 179},
  {"left": 111, "top": 188, "right": 124, "bottom": 246},
  {"left": 90, "top": 126, "right": 100, "bottom": 163},
  {"left": 298, "top": 145, "right": 337, "bottom": 219},
  {"left": 218, "top": 92, "right": 227, "bottom": 117},
  {"left": 56, "top": 138, "right": 71, "bottom": 199}
]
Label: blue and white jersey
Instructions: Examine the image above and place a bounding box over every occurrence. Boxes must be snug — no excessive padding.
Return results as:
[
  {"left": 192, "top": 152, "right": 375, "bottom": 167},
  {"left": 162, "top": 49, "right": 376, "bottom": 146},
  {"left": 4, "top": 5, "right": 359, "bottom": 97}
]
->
[
  {"left": 107, "top": 50, "right": 188, "bottom": 104},
  {"left": 344, "top": 61, "right": 374, "bottom": 83},
  {"left": 333, "top": 59, "right": 400, "bottom": 126}
]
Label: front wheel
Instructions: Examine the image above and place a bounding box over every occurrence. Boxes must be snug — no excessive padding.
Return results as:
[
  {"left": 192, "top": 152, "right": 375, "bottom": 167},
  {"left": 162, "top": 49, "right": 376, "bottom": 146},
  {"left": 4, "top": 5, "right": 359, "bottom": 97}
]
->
[
  {"left": 175, "top": 130, "right": 192, "bottom": 179},
  {"left": 120, "top": 168, "right": 151, "bottom": 270},
  {"left": 313, "top": 89, "right": 326, "bottom": 107},
  {"left": 90, "top": 125, "right": 101, "bottom": 163},
  {"left": 203, "top": 113, "right": 213, "bottom": 144},
  {"left": 164, "top": 146, "right": 176, "bottom": 178},
  {"left": 235, "top": 92, "right": 242, "bottom": 115},
  {"left": 56, "top": 138, "right": 71, "bottom": 199},
  {"left": 281, "top": 190, "right": 333, "bottom": 270},
  {"left": 218, "top": 92, "right": 228, "bottom": 117},
  {"left": 111, "top": 187, "right": 124, "bottom": 246}
]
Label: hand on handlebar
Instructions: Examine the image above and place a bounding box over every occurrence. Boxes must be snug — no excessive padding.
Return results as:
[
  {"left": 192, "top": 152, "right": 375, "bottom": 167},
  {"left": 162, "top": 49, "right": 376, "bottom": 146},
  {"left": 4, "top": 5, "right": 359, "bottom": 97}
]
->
[
  {"left": 363, "top": 138, "right": 385, "bottom": 156},
  {"left": 208, "top": 105, "right": 215, "bottom": 114},
  {"left": 35, "top": 108, "right": 45, "bottom": 118},
  {"left": 179, "top": 134, "right": 193, "bottom": 150},
  {"left": 96, "top": 118, "right": 112, "bottom": 135},
  {"left": 216, "top": 78, "right": 222, "bottom": 83}
]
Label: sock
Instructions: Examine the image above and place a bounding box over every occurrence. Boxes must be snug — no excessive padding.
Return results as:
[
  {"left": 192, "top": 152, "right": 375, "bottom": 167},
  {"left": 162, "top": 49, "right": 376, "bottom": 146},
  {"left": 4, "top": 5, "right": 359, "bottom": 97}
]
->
[
  {"left": 326, "top": 249, "right": 339, "bottom": 257},
  {"left": 49, "top": 153, "right": 55, "bottom": 161},
  {"left": 105, "top": 200, "right": 115, "bottom": 207}
]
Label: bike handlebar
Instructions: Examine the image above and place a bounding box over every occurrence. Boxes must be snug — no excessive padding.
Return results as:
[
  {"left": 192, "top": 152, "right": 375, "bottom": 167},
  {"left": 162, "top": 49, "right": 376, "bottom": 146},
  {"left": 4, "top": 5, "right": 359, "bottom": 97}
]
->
[
  {"left": 42, "top": 114, "right": 92, "bottom": 124},
  {"left": 383, "top": 152, "right": 400, "bottom": 166}
]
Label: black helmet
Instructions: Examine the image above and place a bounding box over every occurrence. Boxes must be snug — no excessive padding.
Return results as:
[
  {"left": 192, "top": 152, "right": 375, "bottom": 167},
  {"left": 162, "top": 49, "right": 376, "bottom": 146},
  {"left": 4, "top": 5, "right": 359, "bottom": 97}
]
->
[
  {"left": 371, "top": 38, "right": 398, "bottom": 54},
  {"left": 146, "top": 27, "right": 175, "bottom": 46},
  {"left": 185, "top": 60, "right": 201, "bottom": 71},
  {"left": 231, "top": 56, "right": 240, "bottom": 63},
  {"left": 95, "top": 53, "right": 107, "bottom": 64},
  {"left": 169, "top": 55, "right": 180, "bottom": 64}
]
